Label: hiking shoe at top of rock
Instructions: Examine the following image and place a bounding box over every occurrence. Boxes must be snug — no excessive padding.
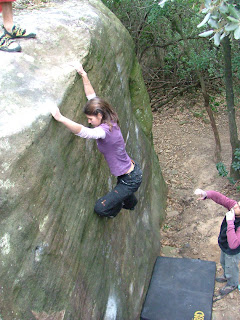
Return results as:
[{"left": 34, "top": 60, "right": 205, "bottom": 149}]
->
[
  {"left": 0, "top": 34, "right": 21, "bottom": 52},
  {"left": 3, "top": 25, "right": 36, "bottom": 39}
]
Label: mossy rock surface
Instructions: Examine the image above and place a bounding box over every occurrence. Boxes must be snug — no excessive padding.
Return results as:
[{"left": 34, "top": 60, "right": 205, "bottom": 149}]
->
[{"left": 0, "top": 1, "right": 167, "bottom": 319}]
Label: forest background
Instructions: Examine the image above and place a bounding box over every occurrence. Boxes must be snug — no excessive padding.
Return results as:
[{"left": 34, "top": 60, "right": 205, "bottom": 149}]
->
[{"left": 99, "top": 0, "right": 240, "bottom": 184}]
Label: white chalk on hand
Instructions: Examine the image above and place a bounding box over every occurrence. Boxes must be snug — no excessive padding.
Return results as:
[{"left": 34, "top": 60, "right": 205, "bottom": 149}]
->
[
  {"left": 45, "top": 101, "right": 58, "bottom": 116},
  {"left": 70, "top": 61, "right": 81, "bottom": 69},
  {"left": 194, "top": 189, "right": 202, "bottom": 195}
]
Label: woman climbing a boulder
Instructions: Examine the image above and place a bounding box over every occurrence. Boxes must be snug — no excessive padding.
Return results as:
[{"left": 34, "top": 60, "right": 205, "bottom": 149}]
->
[{"left": 51, "top": 63, "right": 142, "bottom": 218}]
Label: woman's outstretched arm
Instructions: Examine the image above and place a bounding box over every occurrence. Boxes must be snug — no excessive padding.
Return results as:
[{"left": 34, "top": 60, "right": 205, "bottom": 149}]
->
[
  {"left": 51, "top": 106, "right": 105, "bottom": 139},
  {"left": 51, "top": 106, "right": 82, "bottom": 134},
  {"left": 51, "top": 62, "right": 96, "bottom": 134},
  {"left": 194, "top": 189, "right": 237, "bottom": 210},
  {"left": 73, "top": 62, "right": 96, "bottom": 100}
]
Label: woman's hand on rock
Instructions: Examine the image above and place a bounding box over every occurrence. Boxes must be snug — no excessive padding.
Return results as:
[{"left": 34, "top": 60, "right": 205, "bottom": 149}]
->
[
  {"left": 71, "top": 61, "right": 87, "bottom": 77},
  {"left": 50, "top": 105, "right": 62, "bottom": 122}
]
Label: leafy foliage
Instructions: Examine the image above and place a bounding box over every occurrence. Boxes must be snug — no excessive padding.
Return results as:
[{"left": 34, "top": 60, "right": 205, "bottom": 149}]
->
[
  {"left": 101, "top": 0, "right": 226, "bottom": 100},
  {"left": 216, "top": 162, "right": 236, "bottom": 184},
  {"left": 216, "top": 148, "right": 240, "bottom": 185},
  {"left": 102, "top": 0, "right": 240, "bottom": 184},
  {"left": 216, "top": 162, "right": 229, "bottom": 177},
  {"left": 232, "top": 148, "right": 240, "bottom": 171},
  {"left": 197, "top": 0, "right": 240, "bottom": 45}
]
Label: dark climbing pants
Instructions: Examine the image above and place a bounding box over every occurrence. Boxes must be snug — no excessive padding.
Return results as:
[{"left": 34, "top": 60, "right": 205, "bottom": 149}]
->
[{"left": 94, "top": 162, "right": 142, "bottom": 218}]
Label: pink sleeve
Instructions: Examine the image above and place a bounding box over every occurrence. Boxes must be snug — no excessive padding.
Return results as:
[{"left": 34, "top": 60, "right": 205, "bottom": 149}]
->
[
  {"left": 227, "top": 221, "right": 240, "bottom": 249},
  {"left": 206, "top": 190, "right": 237, "bottom": 210}
]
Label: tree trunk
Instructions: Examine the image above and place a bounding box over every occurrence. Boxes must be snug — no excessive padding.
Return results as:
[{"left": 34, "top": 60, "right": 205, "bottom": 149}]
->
[
  {"left": 198, "top": 74, "right": 222, "bottom": 162},
  {"left": 222, "top": 36, "right": 240, "bottom": 179},
  {"left": 172, "top": 18, "right": 222, "bottom": 162}
]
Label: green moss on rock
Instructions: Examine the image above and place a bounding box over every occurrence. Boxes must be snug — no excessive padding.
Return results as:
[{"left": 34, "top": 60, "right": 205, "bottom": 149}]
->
[{"left": 129, "top": 57, "right": 153, "bottom": 138}]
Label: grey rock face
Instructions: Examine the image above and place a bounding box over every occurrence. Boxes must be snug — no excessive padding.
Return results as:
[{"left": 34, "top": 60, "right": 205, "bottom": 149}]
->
[{"left": 0, "top": 1, "right": 167, "bottom": 319}]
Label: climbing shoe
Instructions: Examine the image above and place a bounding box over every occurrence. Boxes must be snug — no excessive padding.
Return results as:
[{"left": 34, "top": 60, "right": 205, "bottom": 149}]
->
[
  {"left": 215, "top": 274, "right": 227, "bottom": 283},
  {"left": 122, "top": 204, "right": 135, "bottom": 210},
  {"left": 219, "top": 285, "right": 237, "bottom": 296},
  {"left": 0, "top": 34, "right": 21, "bottom": 52},
  {"left": 3, "top": 25, "right": 36, "bottom": 39}
]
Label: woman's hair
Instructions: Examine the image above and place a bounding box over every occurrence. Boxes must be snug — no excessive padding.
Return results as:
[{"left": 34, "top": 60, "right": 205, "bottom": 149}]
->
[{"left": 83, "top": 97, "right": 119, "bottom": 129}]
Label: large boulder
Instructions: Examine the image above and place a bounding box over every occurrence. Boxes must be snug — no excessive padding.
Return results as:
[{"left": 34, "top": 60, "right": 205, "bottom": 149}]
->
[{"left": 0, "top": 0, "right": 167, "bottom": 319}]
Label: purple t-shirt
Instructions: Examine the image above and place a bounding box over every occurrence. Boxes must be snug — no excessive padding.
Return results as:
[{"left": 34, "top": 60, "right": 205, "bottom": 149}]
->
[{"left": 97, "top": 123, "right": 132, "bottom": 176}]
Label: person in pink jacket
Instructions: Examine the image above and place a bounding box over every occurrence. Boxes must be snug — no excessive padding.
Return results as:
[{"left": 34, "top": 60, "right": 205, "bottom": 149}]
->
[
  {"left": 195, "top": 188, "right": 240, "bottom": 296},
  {"left": 0, "top": 0, "right": 36, "bottom": 52}
]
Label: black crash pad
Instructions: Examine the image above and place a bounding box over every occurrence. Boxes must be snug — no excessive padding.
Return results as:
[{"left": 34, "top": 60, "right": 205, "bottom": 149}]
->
[{"left": 141, "top": 256, "right": 216, "bottom": 320}]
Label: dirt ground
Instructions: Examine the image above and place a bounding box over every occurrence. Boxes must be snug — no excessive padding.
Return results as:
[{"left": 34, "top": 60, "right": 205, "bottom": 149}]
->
[{"left": 152, "top": 96, "right": 240, "bottom": 320}]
